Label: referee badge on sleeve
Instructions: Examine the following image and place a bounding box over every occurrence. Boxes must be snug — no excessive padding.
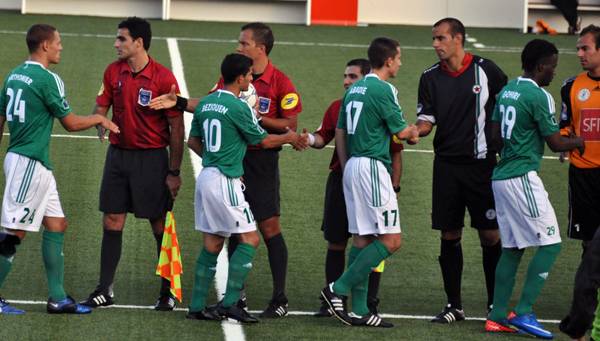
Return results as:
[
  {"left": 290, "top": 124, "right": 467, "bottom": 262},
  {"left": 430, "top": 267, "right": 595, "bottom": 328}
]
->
[{"left": 138, "top": 88, "right": 152, "bottom": 106}]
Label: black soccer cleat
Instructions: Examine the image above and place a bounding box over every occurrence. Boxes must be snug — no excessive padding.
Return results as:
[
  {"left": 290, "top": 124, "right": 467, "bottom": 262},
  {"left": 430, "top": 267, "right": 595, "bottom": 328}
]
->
[
  {"left": 155, "top": 294, "right": 176, "bottom": 311},
  {"left": 431, "top": 304, "right": 465, "bottom": 324},
  {"left": 217, "top": 303, "right": 259, "bottom": 323},
  {"left": 314, "top": 298, "right": 333, "bottom": 318},
  {"left": 350, "top": 312, "right": 394, "bottom": 328},
  {"left": 186, "top": 306, "right": 222, "bottom": 321},
  {"left": 321, "top": 283, "right": 352, "bottom": 326},
  {"left": 79, "top": 290, "right": 114, "bottom": 308},
  {"left": 236, "top": 292, "right": 248, "bottom": 311},
  {"left": 259, "top": 299, "right": 288, "bottom": 318}
]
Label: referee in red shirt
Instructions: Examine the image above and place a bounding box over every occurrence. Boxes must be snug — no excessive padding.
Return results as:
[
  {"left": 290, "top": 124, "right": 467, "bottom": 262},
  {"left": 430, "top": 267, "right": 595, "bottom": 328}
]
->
[{"left": 80, "top": 17, "right": 184, "bottom": 311}]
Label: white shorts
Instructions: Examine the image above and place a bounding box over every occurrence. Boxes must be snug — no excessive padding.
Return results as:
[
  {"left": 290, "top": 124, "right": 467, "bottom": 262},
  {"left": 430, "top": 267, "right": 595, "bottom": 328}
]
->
[
  {"left": 343, "top": 157, "right": 401, "bottom": 236},
  {"left": 1, "top": 152, "right": 64, "bottom": 232},
  {"left": 492, "top": 171, "right": 561, "bottom": 249},
  {"left": 194, "top": 167, "right": 257, "bottom": 237}
]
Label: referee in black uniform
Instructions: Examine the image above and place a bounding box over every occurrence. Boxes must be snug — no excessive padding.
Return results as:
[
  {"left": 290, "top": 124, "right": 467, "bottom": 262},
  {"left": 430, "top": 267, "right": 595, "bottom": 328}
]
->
[{"left": 415, "top": 17, "right": 507, "bottom": 323}]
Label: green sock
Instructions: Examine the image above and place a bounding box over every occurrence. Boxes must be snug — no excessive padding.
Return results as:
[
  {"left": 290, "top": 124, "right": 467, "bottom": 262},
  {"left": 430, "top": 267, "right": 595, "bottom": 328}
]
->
[
  {"left": 348, "top": 246, "right": 370, "bottom": 316},
  {"left": 0, "top": 255, "right": 13, "bottom": 289},
  {"left": 592, "top": 290, "right": 600, "bottom": 341},
  {"left": 333, "top": 240, "right": 391, "bottom": 296},
  {"left": 515, "top": 243, "right": 561, "bottom": 315},
  {"left": 42, "top": 231, "right": 66, "bottom": 301},
  {"left": 222, "top": 243, "right": 256, "bottom": 308},
  {"left": 489, "top": 248, "right": 524, "bottom": 322},
  {"left": 189, "top": 248, "right": 219, "bottom": 312}
]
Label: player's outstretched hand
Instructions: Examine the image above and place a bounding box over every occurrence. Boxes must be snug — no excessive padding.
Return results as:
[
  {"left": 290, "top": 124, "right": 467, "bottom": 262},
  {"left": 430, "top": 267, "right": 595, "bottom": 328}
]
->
[
  {"left": 99, "top": 115, "right": 120, "bottom": 134},
  {"left": 96, "top": 124, "right": 106, "bottom": 142},
  {"left": 406, "top": 124, "right": 419, "bottom": 145},
  {"left": 149, "top": 84, "right": 177, "bottom": 110},
  {"left": 292, "top": 128, "right": 310, "bottom": 151}
]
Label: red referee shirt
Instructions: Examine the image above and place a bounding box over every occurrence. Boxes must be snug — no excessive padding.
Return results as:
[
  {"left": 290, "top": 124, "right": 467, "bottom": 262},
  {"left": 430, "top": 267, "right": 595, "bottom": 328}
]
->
[
  {"left": 315, "top": 99, "right": 403, "bottom": 173},
  {"left": 97, "top": 57, "right": 181, "bottom": 149}
]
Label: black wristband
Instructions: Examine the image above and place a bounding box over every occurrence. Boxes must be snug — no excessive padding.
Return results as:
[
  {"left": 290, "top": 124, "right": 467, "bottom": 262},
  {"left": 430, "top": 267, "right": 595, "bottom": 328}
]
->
[
  {"left": 393, "top": 185, "right": 401, "bottom": 193},
  {"left": 168, "top": 169, "right": 180, "bottom": 176},
  {"left": 175, "top": 96, "right": 188, "bottom": 112}
]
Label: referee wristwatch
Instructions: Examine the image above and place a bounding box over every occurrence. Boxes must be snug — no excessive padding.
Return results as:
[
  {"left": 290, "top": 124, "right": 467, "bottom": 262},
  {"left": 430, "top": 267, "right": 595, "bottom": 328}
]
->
[{"left": 168, "top": 169, "right": 180, "bottom": 176}]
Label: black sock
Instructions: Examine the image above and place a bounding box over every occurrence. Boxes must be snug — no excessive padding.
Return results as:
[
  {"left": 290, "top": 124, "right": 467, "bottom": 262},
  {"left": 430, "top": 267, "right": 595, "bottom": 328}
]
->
[
  {"left": 265, "top": 233, "right": 288, "bottom": 302},
  {"left": 439, "top": 237, "right": 463, "bottom": 309},
  {"left": 482, "top": 241, "right": 502, "bottom": 307},
  {"left": 325, "top": 249, "right": 345, "bottom": 284},
  {"left": 153, "top": 232, "right": 171, "bottom": 296},
  {"left": 367, "top": 271, "right": 382, "bottom": 311},
  {"left": 228, "top": 235, "right": 239, "bottom": 260},
  {"left": 98, "top": 230, "right": 122, "bottom": 293}
]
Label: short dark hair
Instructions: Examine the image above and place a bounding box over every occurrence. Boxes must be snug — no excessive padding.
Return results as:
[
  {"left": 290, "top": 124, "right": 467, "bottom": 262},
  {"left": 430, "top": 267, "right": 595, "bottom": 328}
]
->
[
  {"left": 368, "top": 37, "right": 400, "bottom": 69},
  {"left": 521, "top": 39, "right": 558, "bottom": 72},
  {"left": 580, "top": 24, "right": 600, "bottom": 50},
  {"left": 346, "top": 58, "right": 371, "bottom": 75},
  {"left": 118, "top": 17, "right": 152, "bottom": 51},
  {"left": 433, "top": 17, "right": 466, "bottom": 46},
  {"left": 241, "top": 22, "right": 274, "bottom": 55},
  {"left": 26, "top": 24, "right": 56, "bottom": 53},
  {"left": 221, "top": 53, "right": 253, "bottom": 84}
]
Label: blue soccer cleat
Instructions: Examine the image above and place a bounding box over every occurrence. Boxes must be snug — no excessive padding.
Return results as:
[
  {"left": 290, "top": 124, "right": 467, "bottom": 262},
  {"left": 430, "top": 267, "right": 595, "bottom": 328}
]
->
[
  {"left": 47, "top": 296, "right": 92, "bottom": 314},
  {"left": 0, "top": 296, "right": 25, "bottom": 315},
  {"left": 509, "top": 313, "right": 553, "bottom": 339}
]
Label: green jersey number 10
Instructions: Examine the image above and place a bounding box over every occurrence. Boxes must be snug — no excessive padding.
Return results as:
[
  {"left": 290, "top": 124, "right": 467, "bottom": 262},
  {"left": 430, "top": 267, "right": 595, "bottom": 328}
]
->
[
  {"left": 5, "top": 88, "right": 26, "bottom": 123},
  {"left": 203, "top": 118, "right": 222, "bottom": 152}
]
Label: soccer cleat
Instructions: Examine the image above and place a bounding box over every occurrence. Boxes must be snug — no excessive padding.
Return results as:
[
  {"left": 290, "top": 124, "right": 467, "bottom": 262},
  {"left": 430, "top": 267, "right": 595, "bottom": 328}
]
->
[
  {"left": 314, "top": 299, "right": 333, "bottom": 318},
  {"left": 431, "top": 304, "right": 465, "bottom": 324},
  {"left": 321, "top": 283, "right": 352, "bottom": 326},
  {"left": 259, "top": 299, "right": 288, "bottom": 318},
  {"left": 186, "top": 306, "right": 222, "bottom": 321},
  {"left": 79, "top": 290, "right": 114, "bottom": 308},
  {"left": 236, "top": 291, "right": 248, "bottom": 311},
  {"left": 154, "top": 294, "right": 176, "bottom": 311},
  {"left": 509, "top": 313, "right": 554, "bottom": 339},
  {"left": 47, "top": 296, "right": 92, "bottom": 314},
  {"left": 485, "top": 319, "right": 517, "bottom": 333},
  {"left": 350, "top": 312, "right": 394, "bottom": 328},
  {"left": 0, "top": 297, "right": 25, "bottom": 315},
  {"left": 216, "top": 303, "right": 259, "bottom": 323}
]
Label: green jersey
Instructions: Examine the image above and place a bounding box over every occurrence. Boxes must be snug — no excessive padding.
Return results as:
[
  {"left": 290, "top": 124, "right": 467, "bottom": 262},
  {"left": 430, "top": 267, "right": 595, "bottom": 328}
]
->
[
  {"left": 0, "top": 61, "right": 71, "bottom": 170},
  {"left": 189, "top": 90, "right": 267, "bottom": 178},
  {"left": 492, "top": 77, "right": 559, "bottom": 180},
  {"left": 337, "top": 73, "right": 407, "bottom": 170}
]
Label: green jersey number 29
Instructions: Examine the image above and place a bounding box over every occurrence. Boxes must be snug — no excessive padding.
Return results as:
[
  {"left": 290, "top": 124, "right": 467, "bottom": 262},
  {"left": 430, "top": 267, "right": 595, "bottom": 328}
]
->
[{"left": 5, "top": 88, "right": 26, "bottom": 123}]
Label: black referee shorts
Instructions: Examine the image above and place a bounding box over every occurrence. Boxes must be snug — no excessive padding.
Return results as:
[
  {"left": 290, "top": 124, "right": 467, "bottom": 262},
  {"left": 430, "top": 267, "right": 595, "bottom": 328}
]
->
[
  {"left": 99, "top": 145, "right": 172, "bottom": 220},
  {"left": 432, "top": 156, "right": 498, "bottom": 231},
  {"left": 243, "top": 149, "right": 280, "bottom": 222},
  {"left": 321, "top": 170, "right": 350, "bottom": 244},
  {"left": 568, "top": 164, "right": 600, "bottom": 241}
]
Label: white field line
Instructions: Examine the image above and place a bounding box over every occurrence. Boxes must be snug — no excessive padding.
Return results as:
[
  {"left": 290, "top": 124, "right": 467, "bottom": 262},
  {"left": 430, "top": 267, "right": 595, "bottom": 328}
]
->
[
  {"left": 7, "top": 300, "right": 562, "bottom": 323},
  {"left": 0, "top": 29, "right": 577, "bottom": 54},
  {"left": 167, "top": 38, "right": 246, "bottom": 338},
  {"left": 33, "top": 133, "right": 565, "bottom": 161}
]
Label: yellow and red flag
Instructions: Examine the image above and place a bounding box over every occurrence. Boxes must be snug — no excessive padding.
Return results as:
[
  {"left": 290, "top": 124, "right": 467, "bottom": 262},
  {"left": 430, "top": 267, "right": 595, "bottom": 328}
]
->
[{"left": 156, "top": 211, "right": 183, "bottom": 302}]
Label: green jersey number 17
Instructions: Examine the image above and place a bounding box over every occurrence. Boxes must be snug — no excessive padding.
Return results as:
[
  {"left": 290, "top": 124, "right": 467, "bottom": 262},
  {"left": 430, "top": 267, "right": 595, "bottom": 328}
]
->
[{"left": 345, "top": 100, "right": 363, "bottom": 134}]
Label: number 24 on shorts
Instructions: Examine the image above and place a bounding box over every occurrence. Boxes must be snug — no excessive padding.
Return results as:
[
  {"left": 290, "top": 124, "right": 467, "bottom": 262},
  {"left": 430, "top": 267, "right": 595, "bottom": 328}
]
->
[{"left": 19, "top": 207, "right": 36, "bottom": 224}]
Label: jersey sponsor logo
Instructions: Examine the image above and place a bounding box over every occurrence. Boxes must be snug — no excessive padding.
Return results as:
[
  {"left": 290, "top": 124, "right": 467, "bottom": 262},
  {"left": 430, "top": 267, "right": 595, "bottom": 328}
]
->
[
  {"left": 258, "top": 96, "right": 271, "bottom": 114},
  {"left": 578, "top": 88, "right": 591, "bottom": 102},
  {"left": 580, "top": 108, "right": 600, "bottom": 141},
  {"left": 472, "top": 85, "right": 482, "bottom": 94},
  {"left": 138, "top": 88, "right": 152, "bottom": 106},
  {"left": 97, "top": 83, "right": 104, "bottom": 96},
  {"left": 485, "top": 209, "right": 496, "bottom": 220},
  {"left": 281, "top": 93, "right": 299, "bottom": 110}
]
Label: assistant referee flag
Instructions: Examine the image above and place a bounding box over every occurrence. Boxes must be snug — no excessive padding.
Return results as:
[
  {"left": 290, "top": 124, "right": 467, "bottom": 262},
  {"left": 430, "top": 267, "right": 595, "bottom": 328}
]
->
[{"left": 156, "top": 211, "right": 183, "bottom": 302}]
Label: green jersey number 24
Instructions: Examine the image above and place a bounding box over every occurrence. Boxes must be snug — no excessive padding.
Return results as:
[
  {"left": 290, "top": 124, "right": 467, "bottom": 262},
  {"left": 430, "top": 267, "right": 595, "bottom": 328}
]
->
[{"left": 5, "top": 87, "right": 26, "bottom": 123}]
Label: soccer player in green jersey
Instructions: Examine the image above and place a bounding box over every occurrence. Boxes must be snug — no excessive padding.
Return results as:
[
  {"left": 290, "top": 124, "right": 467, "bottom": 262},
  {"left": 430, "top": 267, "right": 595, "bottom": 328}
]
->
[
  {"left": 184, "top": 53, "right": 303, "bottom": 323},
  {"left": 0, "top": 24, "right": 119, "bottom": 315},
  {"left": 485, "top": 39, "right": 584, "bottom": 339},
  {"left": 321, "top": 37, "right": 418, "bottom": 327}
]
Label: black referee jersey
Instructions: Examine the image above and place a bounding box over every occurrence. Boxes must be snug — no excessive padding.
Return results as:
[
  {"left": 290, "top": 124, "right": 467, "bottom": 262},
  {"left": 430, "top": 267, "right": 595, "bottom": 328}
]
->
[{"left": 417, "top": 54, "right": 507, "bottom": 162}]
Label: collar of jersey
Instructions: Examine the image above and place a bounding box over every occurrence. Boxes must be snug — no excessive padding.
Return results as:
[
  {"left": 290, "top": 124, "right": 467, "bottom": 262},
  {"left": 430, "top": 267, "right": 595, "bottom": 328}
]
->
[
  {"left": 440, "top": 53, "right": 473, "bottom": 77},
  {"left": 25, "top": 60, "right": 45, "bottom": 69},
  {"left": 517, "top": 76, "right": 539, "bottom": 87},
  {"left": 217, "top": 89, "right": 235, "bottom": 97},
  {"left": 253, "top": 60, "right": 275, "bottom": 84},
  {"left": 365, "top": 73, "right": 380, "bottom": 80},
  {"left": 118, "top": 56, "right": 154, "bottom": 78}
]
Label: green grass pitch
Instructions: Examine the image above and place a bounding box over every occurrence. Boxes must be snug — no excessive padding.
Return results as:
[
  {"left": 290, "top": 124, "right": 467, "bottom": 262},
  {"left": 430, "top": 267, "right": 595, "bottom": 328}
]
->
[{"left": 0, "top": 10, "right": 587, "bottom": 340}]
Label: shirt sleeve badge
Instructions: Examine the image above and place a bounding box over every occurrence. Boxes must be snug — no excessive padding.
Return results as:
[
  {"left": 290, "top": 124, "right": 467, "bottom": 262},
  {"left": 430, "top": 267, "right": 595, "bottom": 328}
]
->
[
  {"left": 138, "top": 88, "right": 152, "bottom": 106},
  {"left": 281, "top": 93, "right": 299, "bottom": 110}
]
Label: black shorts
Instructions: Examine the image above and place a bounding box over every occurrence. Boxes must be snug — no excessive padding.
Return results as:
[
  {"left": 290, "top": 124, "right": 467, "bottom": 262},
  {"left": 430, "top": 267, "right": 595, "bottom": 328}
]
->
[
  {"left": 243, "top": 149, "right": 280, "bottom": 222},
  {"left": 99, "top": 145, "right": 172, "bottom": 220},
  {"left": 321, "top": 170, "right": 350, "bottom": 244},
  {"left": 432, "top": 156, "right": 498, "bottom": 231},
  {"left": 568, "top": 165, "right": 600, "bottom": 241}
]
